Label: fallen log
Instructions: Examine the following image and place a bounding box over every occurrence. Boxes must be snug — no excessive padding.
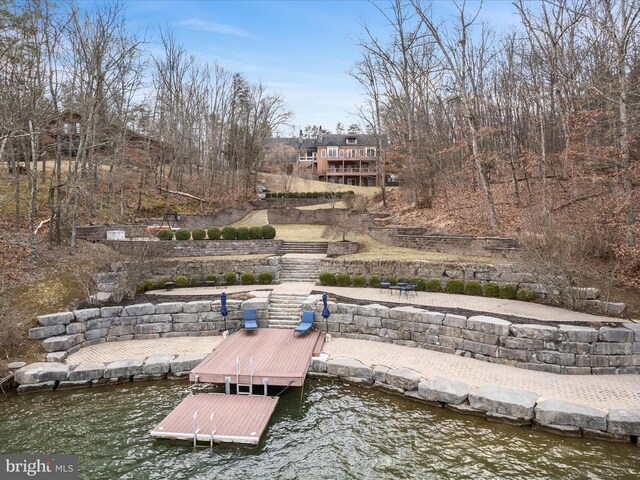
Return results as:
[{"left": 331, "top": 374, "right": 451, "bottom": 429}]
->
[{"left": 157, "top": 186, "right": 206, "bottom": 202}]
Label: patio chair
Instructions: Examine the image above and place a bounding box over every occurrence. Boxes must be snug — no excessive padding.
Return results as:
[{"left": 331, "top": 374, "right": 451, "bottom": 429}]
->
[
  {"left": 380, "top": 281, "right": 391, "bottom": 292},
  {"left": 244, "top": 309, "right": 258, "bottom": 331},
  {"left": 294, "top": 311, "right": 314, "bottom": 336}
]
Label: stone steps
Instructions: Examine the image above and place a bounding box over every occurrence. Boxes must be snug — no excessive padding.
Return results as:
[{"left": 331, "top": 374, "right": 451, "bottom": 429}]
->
[
  {"left": 278, "top": 241, "right": 328, "bottom": 254},
  {"left": 278, "top": 257, "right": 321, "bottom": 283},
  {"left": 268, "top": 293, "right": 307, "bottom": 328}
]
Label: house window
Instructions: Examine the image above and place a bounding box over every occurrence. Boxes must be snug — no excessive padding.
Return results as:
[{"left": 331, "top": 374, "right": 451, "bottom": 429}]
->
[
  {"left": 366, "top": 148, "right": 376, "bottom": 157},
  {"left": 321, "top": 149, "right": 326, "bottom": 158},
  {"left": 75, "top": 122, "right": 81, "bottom": 134},
  {"left": 339, "top": 149, "right": 344, "bottom": 158},
  {"left": 347, "top": 149, "right": 357, "bottom": 158},
  {"left": 63, "top": 123, "right": 70, "bottom": 134},
  {"left": 359, "top": 149, "right": 364, "bottom": 157},
  {"left": 346, "top": 137, "right": 357, "bottom": 144},
  {"left": 327, "top": 147, "right": 338, "bottom": 158}
]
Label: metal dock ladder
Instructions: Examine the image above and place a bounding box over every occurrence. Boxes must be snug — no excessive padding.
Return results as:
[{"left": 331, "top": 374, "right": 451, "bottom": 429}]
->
[{"left": 236, "top": 357, "right": 255, "bottom": 395}]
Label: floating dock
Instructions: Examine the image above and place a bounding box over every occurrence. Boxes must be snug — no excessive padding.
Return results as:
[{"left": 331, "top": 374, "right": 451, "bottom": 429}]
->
[
  {"left": 152, "top": 328, "right": 324, "bottom": 446},
  {"left": 190, "top": 328, "right": 324, "bottom": 388},
  {"left": 151, "top": 393, "right": 279, "bottom": 446}
]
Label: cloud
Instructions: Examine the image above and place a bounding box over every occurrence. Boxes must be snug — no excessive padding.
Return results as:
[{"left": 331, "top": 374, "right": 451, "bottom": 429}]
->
[{"left": 178, "top": 18, "right": 255, "bottom": 39}]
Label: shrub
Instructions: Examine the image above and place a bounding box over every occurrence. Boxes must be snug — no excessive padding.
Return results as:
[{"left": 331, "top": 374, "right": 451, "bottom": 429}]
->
[
  {"left": 335, "top": 274, "right": 351, "bottom": 287},
  {"left": 464, "top": 280, "right": 483, "bottom": 296},
  {"left": 445, "top": 279, "right": 464, "bottom": 294},
  {"left": 382, "top": 276, "right": 397, "bottom": 286},
  {"left": 207, "top": 227, "right": 221, "bottom": 240},
  {"left": 225, "top": 272, "right": 237, "bottom": 285},
  {"left": 499, "top": 284, "right": 518, "bottom": 300},
  {"left": 517, "top": 288, "right": 537, "bottom": 302},
  {"left": 137, "top": 280, "right": 154, "bottom": 292},
  {"left": 368, "top": 275, "right": 381, "bottom": 288},
  {"left": 262, "top": 225, "right": 276, "bottom": 239},
  {"left": 157, "top": 229, "right": 173, "bottom": 241},
  {"left": 191, "top": 228, "right": 206, "bottom": 240},
  {"left": 237, "top": 227, "right": 250, "bottom": 240},
  {"left": 205, "top": 274, "right": 218, "bottom": 282},
  {"left": 352, "top": 275, "right": 367, "bottom": 287},
  {"left": 175, "top": 229, "right": 191, "bottom": 241},
  {"left": 221, "top": 227, "right": 237, "bottom": 240},
  {"left": 319, "top": 272, "right": 336, "bottom": 286},
  {"left": 483, "top": 282, "right": 500, "bottom": 297},
  {"left": 258, "top": 272, "right": 273, "bottom": 284},
  {"left": 240, "top": 273, "right": 255, "bottom": 285},
  {"left": 249, "top": 226, "right": 263, "bottom": 239},
  {"left": 411, "top": 277, "right": 427, "bottom": 291},
  {"left": 425, "top": 279, "right": 442, "bottom": 292},
  {"left": 175, "top": 275, "right": 189, "bottom": 288},
  {"left": 156, "top": 276, "right": 170, "bottom": 288},
  {"left": 189, "top": 275, "right": 203, "bottom": 286}
]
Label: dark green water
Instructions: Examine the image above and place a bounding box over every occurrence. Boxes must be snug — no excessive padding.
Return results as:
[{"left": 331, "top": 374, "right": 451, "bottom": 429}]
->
[{"left": 1, "top": 379, "right": 639, "bottom": 480}]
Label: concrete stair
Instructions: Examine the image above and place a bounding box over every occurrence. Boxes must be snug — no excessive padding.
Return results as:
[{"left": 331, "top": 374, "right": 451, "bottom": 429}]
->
[
  {"left": 279, "top": 256, "right": 322, "bottom": 283},
  {"left": 278, "top": 241, "right": 328, "bottom": 254},
  {"left": 268, "top": 293, "right": 308, "bottom": 329}
]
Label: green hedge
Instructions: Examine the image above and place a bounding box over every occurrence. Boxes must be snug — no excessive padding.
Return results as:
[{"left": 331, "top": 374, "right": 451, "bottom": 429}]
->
[
  {"left": 156, "top": 276, "right": 170, "bottom": 288},
  {"left": 445, "top": 279, "right": 464, "bottom": 294},
  {"left": 368, "top": 275, "right": 381, "bottom": 287},
  {"left": 262, "top": 225, "right": 276, "bottom": 239},
  {"left": 319, "top": 272, "right": 336, "bottom": 286},
  {"left": 352, "top": 275, "right": 367, "bottom": 287},
  {"left": 191, "top": 228, "right": 206, "bottom": 240},
  {"left": 425, "top": 279, "right": 442, "bottom": 292},
  {"left": 483, "top": 282, "right": 500, "bottom": 297},
  {"left": 411, "top": 277, "right": 427, "bottom": 291},
  {"left": 189, "top": 275, "right": 203, "bottom": 286},
  {"left": 517, "top": 288, "right": 536, "bottom": 302},
  {"left": 249, "top": 226, "right": 263, "bottom": 239},
  {"left": 175, "top": 229, "right": 191, "bottom": 241},
  {"left": 258, "top": 272, "right": 273, "bottom": 284},
  {"left": 335, "top": 274, "right": 351, "bottom": 287},
  {"left": 240, "top": 273, "right": 255, "bottom": 285},
  {"left": 207, "top": 227, "right": 221, "bottom": 240},
  {"left": 221, "top": 227, "right": 237, "bottom": 240},
  {"left": 157, "top": 229, "right": 173, "bottom": 241},
  {"left": 499, "top": 284, "right": 518, "bottom": 300},
  {"left": 225, "top": 272, "right": 237, "bottom": 285},
  {"left": 237, "top": 227, "right": 250, "bottom": 240},
  {"left": 464, "top": 280, "right": 483, "bottom": 296},
  {"left": 175, "top": 276, "right": 189, "bottom": 288},
  {"left": 205, "top": 274, "right": 218, "bottom": 282}
]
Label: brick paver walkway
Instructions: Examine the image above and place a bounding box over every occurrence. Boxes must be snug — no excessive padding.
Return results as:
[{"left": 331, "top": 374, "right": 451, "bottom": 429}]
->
[
  {"left": 65, "top": 337, "right": 223, "bottom": 365},
  {"left": 320, "top": 286, "right": 626, "bottom": 323},
  {"left": 323, "top": 337, "right": 640, "bottom": 411}
]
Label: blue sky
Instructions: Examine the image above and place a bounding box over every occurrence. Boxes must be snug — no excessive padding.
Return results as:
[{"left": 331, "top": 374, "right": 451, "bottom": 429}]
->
[{"left": 123, "top": 0, "right": 521, "bottom": 135}]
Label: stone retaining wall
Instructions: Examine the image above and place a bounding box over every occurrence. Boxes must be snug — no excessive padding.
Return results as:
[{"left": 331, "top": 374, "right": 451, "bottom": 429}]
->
[
  {"left": 370, "top": 227, "right": 520, "bottom": 253},
  {"left": 28, "top": 298, "right": 270, "bottom": 362},
  {"left": 308, "top": 300, "right": 640, "bottom": 375},
  {"left": 76, "top": 224, "right": 151, "bottom": 242},
  {"left": 104, "top": 239, "right": 283, "bottom": 257},
  {"left": 309, "top": 356, "right": 640, "bottom": 442}
]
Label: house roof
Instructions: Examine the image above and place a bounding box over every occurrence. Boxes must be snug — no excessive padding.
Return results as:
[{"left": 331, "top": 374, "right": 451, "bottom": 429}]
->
[{"left": 317, "top": 134, "right": 384, "bottom": 146}]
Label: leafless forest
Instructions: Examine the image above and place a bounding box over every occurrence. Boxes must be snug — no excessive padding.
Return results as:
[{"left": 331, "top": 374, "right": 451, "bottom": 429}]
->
[{"left": 1, "top": 0, "right": 639, "bottom": 285}]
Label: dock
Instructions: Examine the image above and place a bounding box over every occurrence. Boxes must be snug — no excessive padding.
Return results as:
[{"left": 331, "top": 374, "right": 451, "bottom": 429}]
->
[
  {"left": 151, "top": 393, "right": 279, "bottom": 446},
  {"left": 190, "top": 328, "right": 324, "bottom": 388},
  {"left": 152, "top": 328, "right": 323, "bottom": 446}
]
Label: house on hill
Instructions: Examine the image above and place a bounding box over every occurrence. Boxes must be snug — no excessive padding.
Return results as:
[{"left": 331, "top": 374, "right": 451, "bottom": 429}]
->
[{"left": 265, "top": 132, "right": 392, "bottom": 187}]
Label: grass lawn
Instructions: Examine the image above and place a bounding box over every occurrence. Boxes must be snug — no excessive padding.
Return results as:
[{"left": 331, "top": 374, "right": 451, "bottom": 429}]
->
[{"left": 271, "top": 223, "right": 495, "bottom": 263}]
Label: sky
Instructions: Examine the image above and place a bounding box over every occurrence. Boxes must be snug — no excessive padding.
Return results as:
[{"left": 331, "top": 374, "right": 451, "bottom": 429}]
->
[{"left": 122, "top": 0, "right": 522, "bottom": 136}]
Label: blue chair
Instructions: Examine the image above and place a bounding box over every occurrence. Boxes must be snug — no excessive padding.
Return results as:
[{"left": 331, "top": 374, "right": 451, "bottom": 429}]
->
[
  {"left": 401, "top": 283, "right": 417, "bottom": 296},
  {"left": 294, "top": 311, "right": 314, "bottom": 336},
  {"left": 380, "top": 281, "right": 391, "bottom": 292},
  {"left": 244, "top": 309, "right": 258, "bottom": 331}
]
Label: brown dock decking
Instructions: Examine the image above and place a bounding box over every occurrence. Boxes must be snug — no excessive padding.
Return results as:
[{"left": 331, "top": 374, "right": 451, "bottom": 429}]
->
[
  {"left": 190, "top": 328, "right": 324, "bottom": 387},
  {"left": 151, "top": 393, "right": 279, "bottom": 446}
]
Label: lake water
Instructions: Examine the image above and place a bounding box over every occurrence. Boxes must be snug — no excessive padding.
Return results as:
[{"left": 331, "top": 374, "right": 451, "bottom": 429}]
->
[{"left": 1, "top": 379, "right": 639, "bottom": 479}]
